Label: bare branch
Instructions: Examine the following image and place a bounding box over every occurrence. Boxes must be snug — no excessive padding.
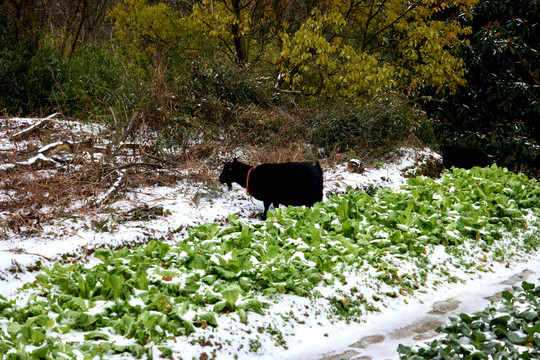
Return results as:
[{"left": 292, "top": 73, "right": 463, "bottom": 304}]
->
[{"left": 9, "top": 113, "right": 60, "bottom": 141}]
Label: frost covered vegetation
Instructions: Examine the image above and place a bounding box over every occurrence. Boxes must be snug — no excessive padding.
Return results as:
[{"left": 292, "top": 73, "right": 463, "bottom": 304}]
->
[
  {"left": 398, "top": 281, "right": 540, "bottom": 359},
  {"left": 0, "top": 165, "right": 539, "bottom": 359}
]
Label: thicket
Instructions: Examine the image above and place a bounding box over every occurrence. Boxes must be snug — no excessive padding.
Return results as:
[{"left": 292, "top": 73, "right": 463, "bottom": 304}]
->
[
  {"left": 423, "top": 0, "right": 539, "bottom": 175},
  {"left": 1, "top": 0, "right": 537, "bottom": 171}
]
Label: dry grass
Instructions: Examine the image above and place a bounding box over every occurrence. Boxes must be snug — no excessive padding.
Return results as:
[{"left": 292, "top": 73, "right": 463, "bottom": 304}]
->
[
  {"left": 0, "top": 118, "right": 195, "bottom": 237},
  {"left": 226, "top": 105, "right": 311, "bottom": 149},
  {"left": 0, "top": 163, "right": 182, "bottom": 236},
  {"left": 1, "top": 106, "right": 403, "bottom": 237},
  {"left": 233, "top": 143, "right": 320, "bottom": 165}
]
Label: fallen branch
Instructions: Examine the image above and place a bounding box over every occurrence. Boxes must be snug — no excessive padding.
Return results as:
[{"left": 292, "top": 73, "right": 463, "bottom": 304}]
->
[
  {"left": 92, "top": 145, "right": 108, "bottom": 154},
  {"left": 114, "top": 162, "right": 163, "bottom": 171},
  {"left": 1, "top": 138, "right": 94, "bottom": 173},
  {"left": 4, "top": 212, "right": 43, "bottom": 234},
  {"left": 90, "top": 142, "right": 154, "bottom": 157},
  {"left": 1, "top": 249, "right": 86, "bottom": 263},
  {"left": 95, "top": 169, "right": 126, "bottom": 208},
  {"left": 119, "top": 111, "right": 139, "bottom": 143},
  {"left": 10, "top": 113, "right": 60, "bottom": 141},
  {"left": 38, "top": 138, "right": 93, "bottom": 157},
  {"left": 11, "top": 258, "right": 24, "bottom": 273},
  {"left": 111, "top": 142, "right": 154, "bottom": 157},
  {"left": 142, "top": 152, "right": 177, "bottom": 167},
  {"left": 0, "top": 153, "right": 60, "bottom": 173}
]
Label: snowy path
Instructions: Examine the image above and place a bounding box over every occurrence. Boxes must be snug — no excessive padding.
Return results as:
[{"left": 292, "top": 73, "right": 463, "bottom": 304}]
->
[{"left": 318, "top": 258, "right": 540, "bottom": 360}]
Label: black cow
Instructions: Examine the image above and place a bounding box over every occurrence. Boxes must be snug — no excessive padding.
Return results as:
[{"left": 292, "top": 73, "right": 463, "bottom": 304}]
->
[
  {"left": 219, "top": 158, "right": 323, "bottom": 219},
  {"left": 442, "top": 146, "right": 490, "bottom": 169}
]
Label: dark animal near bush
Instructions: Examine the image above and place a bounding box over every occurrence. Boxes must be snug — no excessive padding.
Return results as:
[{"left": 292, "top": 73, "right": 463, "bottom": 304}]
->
[
  {"left": 219, "top": 158, "right": 323, "bottom": 219},
  {"left": 442, "top": 146, "right": 490, "bottom": 169}
]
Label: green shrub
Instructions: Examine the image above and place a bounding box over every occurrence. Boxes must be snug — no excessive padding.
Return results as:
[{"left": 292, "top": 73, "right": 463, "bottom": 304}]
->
[
  {"left": 0, "top": 40, "right": 62, "bottom": 115},
  {"left": 227, "top": 105, "right": 310, "bottom": 149},
  {"left": 423, "top": 0, "right": 539, "bottom": 174},
  {"left": 55, "top": 44, "right": 151, "bottom": 123},
  {"left": 310, "top": 97, "right": 434, "bottom": 158},
  {"left": 196, "top": 63, "right": 270, "bottom": 107},
  {"left": 167, "top": 60, "right": 275, "bottom": 125},
  {"left": 0, "top": 35, "right": 152, "bottom": 123}
]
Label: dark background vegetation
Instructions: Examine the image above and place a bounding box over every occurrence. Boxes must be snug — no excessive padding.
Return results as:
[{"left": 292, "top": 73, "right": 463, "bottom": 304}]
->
[
  {"left": 0, "top": 0, "right": 538, "bottom": 175},
  {"left": 423, "top": 0, "right": 539, "bottom": 175}
]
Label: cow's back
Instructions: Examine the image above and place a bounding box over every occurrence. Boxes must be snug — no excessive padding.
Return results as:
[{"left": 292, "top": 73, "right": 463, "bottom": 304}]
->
[
  {"left": 249, "top": 162, "right": 323, "bottom": 205},
  {"left": 443, "top": 146, "right": 490, "bottom": 169}
]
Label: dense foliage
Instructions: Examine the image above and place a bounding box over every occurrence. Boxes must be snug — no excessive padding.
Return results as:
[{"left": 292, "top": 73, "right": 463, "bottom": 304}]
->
[
  {"left": 424, "top": 0, "right": 539, "bottom": 174},
  {"left": 190, "top": 0, "right": 479, "bottom": 97},
  {"left": 1, "top": 0, "right": 538, "bottom": 171},
  {"left": 0, "top": 166, "right": 538, "bottom": 358},
  {"left": 2, "top": 0, "right": 479, "bottom": 107},
  {"left": 310, "top": 96, "right": 434, "bottom": 155}
]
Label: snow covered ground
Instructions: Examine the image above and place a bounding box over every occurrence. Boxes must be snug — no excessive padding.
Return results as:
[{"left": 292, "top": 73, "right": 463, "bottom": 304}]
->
[
  {"left": 318, "top": 258, "right": 540, "bottom": 360},
  {"left": 0, "top": 147, "right": 433, "bottom": 297},
  {"left": 1, "top": 131, "right": 539, "bottom": 359}
]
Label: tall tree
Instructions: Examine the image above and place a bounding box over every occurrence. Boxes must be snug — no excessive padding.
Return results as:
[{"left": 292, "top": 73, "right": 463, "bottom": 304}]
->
[
  {"left": 109, "top": 0, "right": 199, "bottom": 63},
  {"left": 193, "top": 0, "right": 284, "bottom": 66},
  {"left": 0, "top": 0, "right": 38, "bottom": 47},
  {"left": 194, "top": 0, "right": 479, "bottom": 97},
  {"left": 275, "top": 0, "right": 480, "bottom": 98}
]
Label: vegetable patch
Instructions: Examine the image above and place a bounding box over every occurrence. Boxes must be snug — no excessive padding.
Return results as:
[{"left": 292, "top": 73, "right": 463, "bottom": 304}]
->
[{"left": 0, "top": 165, "right": 539, "bottom": 359}]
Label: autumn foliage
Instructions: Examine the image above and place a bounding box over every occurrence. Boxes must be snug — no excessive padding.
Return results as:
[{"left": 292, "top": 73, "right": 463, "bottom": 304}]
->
[
  {"left": 109, "top": 0, "right": 479, "bottom": 99},
  {"left": 1, "top": 0, "right": 538, "bottom": 173}
]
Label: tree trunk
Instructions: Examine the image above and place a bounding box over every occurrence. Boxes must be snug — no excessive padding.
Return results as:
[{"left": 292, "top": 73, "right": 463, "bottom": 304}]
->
[
  {"left": 68, "top": 0, "right": 87, "bottom": 57},
  {"left": 231, "top": 0, "right": 247, "bottom": 66}
]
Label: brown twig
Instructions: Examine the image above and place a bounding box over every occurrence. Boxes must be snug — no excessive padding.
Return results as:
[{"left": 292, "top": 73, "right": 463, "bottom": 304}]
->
[
  {"left": 11, "top": 258, "right": 24, "bottom": 273},
  {"left": 143, "top": 152, "right": 177, "bottom": 167},
  {"left": 120, "top": 112, "right": 139, "bottom": 144},
  {"left": 1, "top": 249, "right": 86, "bottom": 263},
  {"left": 114, "top": 162, "right": 163, "bottom": 171}
]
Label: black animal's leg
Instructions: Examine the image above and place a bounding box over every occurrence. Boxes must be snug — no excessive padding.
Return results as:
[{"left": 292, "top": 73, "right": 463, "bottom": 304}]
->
[{"left": 262, "top": 200, "right": 272, "bottom": 220}]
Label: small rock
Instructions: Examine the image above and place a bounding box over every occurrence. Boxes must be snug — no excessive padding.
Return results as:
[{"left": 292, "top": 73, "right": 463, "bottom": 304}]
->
[
  {"left": 428, "top": 299, "right": 460, "bottom": 315},
  {"left": 348, "top": 159, "right": 365, "bottom": 174},
  {"left": 350, "top": 334, "right": 385, "bottom": 349}
]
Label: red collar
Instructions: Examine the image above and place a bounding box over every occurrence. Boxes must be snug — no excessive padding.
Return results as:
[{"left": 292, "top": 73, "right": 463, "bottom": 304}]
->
[{"left": 246, "top": 167, "right": 254, "bottom": 195}]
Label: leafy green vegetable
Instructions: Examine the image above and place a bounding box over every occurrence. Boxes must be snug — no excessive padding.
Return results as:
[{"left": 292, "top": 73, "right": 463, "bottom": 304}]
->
[
  {"left": 1, "top": 165, "right": 539, "bottom": 358},
  {"left": 400, "top": 280, "right": 540, "bottom": 359}
]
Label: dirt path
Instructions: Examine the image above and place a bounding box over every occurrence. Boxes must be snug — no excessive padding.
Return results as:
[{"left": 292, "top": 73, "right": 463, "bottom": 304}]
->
[{"left": 319, "top": 262, "right": 540, "bottom": 360}]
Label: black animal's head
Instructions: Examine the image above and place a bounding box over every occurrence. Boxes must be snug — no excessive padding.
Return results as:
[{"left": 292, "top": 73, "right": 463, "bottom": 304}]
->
[{"left": 219, "top": 158, "right": 239, "bottom": 190}]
